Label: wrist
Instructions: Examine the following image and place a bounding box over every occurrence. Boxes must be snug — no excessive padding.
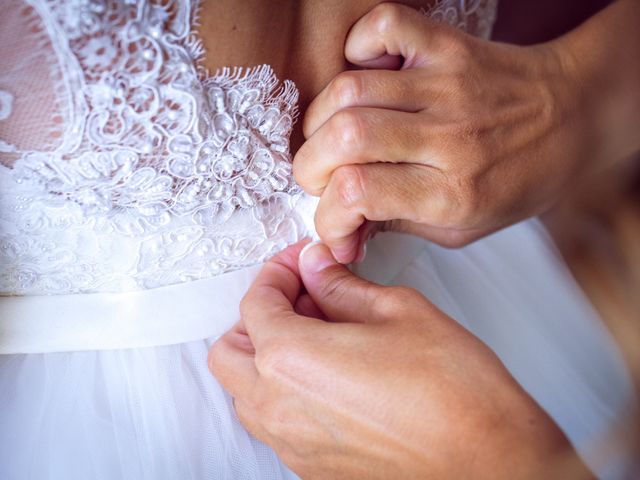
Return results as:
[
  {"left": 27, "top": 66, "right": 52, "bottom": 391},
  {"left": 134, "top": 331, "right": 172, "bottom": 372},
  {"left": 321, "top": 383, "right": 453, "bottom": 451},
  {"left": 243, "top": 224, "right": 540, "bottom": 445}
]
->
[
  {"left": 476, "top": 382, "right": 594, "bottom": 480},
  {"left": 547, "top": 0, "right": 640, "bottom": 170},
  {"left": 505, "top": 402, "right": 594, "bottom": 480}
]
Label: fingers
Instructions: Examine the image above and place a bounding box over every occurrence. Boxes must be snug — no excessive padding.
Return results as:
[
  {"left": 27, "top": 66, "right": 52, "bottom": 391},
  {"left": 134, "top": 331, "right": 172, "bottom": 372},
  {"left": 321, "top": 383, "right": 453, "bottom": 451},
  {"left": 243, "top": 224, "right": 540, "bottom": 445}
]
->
[
  {"left": 354, "top": 53, "right": 404, "bottom": 70},
  {"left": 345, "top": 3, "right": 450, "bottom": 68},
  {"left": 239, "top": 241, "right": 309, "bottom": 348},
  {"left": 293, "top": 107, "right": 435, "bottom": 195},
  {"left": 294, "top": 293, "right": 327, "bottom": 320},
  {"left": 298, "top": 242, "right": 383, "bottom": 323},
  {"left": 208, "top": 329, "right": 258, "bottom": 401},
  {"left": 391, "top": 221, "right": 498, "bottom": 249},
  {"left": 233, "top": 399, "right": 270, "bottom": 445},
  {"left": 314, "top": 162, "right": 453, "bottom": 262},
  {"left": 211, "top": 240, "right": 323, "bottom": 429},
  {"left": 302, "top": 69, "right": 425, "bottom": 138}
]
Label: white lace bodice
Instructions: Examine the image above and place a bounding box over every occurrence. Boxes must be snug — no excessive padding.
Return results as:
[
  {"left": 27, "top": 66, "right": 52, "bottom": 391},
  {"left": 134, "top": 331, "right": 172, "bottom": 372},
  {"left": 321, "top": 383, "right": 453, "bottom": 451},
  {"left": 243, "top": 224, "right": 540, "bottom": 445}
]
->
[{"left": 0, "top": 0, "right": 497, "bottom": 296}]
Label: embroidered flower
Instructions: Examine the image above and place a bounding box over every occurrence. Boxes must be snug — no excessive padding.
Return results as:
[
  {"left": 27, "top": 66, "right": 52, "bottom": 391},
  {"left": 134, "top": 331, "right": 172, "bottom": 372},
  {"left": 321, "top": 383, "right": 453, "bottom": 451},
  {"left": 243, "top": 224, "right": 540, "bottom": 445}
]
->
[
  {"left": 1, "top": 0, "right": 496, "bottom": 295},
  {"left": 78, "top": 35, "right": 117, "bottom": 70}
]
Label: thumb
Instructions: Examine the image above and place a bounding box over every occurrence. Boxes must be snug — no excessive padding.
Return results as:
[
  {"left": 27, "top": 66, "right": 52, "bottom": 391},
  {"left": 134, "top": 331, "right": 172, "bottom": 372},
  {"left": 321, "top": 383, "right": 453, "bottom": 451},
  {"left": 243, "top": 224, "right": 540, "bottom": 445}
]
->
[
  {"left": 298, "top": 242, "right": 382, "bottom": 323},
  {"left": 345, "top": 3, "right": 449, "bottom": 68}
]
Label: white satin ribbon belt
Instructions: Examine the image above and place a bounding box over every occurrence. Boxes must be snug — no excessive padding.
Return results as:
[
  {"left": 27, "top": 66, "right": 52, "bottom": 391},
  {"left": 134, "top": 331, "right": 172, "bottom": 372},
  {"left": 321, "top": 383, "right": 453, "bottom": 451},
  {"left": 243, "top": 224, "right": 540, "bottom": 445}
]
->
[{"left": 0, "top": 265, "right": 263, "bottom": 354}]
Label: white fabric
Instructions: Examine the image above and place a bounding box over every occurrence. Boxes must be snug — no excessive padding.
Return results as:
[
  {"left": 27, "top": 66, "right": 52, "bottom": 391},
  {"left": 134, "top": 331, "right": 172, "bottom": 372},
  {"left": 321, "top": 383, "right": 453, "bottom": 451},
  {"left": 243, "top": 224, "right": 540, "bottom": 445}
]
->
[
  {"left": 357, "top": 222, "right": 636, "bottom": 479},
  {"left": 0, "top": 0, "right": 636, "bottom": 479},
  {"left": 0, "top": 0, "right": 494, "bottom": 296},
  {"left": 0, "top": 338, "right": 300, "bottom": 480},
  {"left": 0, "top": 264, "right": 263, "bottom": 353},
  {"left": 0, "top": 0, "right": 313, "bottom": 296},
  {"left": 1, "top": 222, "right": 636, "bottom": 479}
]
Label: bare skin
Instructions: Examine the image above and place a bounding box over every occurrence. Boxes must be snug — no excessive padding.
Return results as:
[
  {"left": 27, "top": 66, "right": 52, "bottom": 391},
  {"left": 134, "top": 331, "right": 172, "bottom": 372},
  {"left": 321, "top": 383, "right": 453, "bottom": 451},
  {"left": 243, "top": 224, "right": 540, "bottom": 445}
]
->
[
  {"left": 210, "top": 241, "right": 594, "bottom": 479},
  {"left": 293, "top": 0, "right": 640, "bottom": 262},
  {"left": 198, "top": 0, "right": 434, "bottom": 148},
  {"left": 202, "top": 1, "right": 637, "bottom": 477}
]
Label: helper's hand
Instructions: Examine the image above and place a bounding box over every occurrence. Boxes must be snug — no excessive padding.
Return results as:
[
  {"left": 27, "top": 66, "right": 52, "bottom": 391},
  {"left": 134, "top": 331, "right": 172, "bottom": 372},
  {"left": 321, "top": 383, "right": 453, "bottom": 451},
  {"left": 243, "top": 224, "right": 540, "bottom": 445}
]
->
[
  {"left": 209, "top": 241, "right": 591, "bottom": 479},
  {"left": 293, "top": 1, "right": 640, "bottom": 263}
]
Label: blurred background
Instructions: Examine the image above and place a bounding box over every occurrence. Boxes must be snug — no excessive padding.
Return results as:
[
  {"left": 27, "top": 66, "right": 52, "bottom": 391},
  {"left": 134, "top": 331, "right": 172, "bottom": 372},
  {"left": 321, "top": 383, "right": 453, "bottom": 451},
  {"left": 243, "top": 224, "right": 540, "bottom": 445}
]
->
[{"left": 493, "top": 0, "right": 640, "bottom": 469}]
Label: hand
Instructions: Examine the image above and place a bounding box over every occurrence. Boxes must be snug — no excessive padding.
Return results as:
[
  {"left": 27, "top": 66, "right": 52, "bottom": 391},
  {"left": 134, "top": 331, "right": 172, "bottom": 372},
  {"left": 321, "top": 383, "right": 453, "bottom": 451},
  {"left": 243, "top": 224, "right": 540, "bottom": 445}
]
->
[
  {"left": 209, "top": 241, "right": 591, "bottom": 479},
  {"left": 293, "top": 2, "right": 640, "bottom": 263}
]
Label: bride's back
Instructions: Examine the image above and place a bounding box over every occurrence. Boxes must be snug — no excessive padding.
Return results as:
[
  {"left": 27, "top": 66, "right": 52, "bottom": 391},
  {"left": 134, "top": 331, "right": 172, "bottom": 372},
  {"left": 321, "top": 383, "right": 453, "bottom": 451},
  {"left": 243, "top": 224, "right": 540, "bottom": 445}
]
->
[
  {"left": 198, "top": 0, "right": 434, "bottom": 107},
  {"left": 0, "top": 0, "right": 496, "bottom": 299}
]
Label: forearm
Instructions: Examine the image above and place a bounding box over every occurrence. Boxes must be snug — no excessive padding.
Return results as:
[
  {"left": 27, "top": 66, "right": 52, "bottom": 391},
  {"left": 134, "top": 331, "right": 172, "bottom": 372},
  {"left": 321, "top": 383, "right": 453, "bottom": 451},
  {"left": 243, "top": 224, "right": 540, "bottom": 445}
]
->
[{"left": 553, "top": 0, "right": 640, "bottom": 168}]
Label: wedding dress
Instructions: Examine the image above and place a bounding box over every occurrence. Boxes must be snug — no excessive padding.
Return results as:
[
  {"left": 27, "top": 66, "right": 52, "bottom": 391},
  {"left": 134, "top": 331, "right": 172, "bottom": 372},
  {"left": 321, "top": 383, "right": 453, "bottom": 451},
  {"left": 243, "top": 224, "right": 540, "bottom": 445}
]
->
[{"left": 0, "top": 0, "right": 635, "bottom": 479}]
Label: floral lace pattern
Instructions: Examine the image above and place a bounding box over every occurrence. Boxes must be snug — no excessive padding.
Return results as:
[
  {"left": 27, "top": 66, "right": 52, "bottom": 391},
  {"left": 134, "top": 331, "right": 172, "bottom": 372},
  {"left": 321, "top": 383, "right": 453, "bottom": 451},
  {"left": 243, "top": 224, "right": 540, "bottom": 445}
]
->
[
  {"left": 0, "top": 0, "right": 497, "bottom": 296},
  {"left": 428, "top": 0, "right": 498, "bottom": 39}
]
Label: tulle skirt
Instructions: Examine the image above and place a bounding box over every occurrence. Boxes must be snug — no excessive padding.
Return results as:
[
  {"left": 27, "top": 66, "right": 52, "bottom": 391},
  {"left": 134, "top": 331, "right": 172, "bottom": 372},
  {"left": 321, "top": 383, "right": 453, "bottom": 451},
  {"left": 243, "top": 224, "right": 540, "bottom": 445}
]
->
[
  {"left": 0, "top": 219, "right": 636, "bottom": 479},
  {"left": 0, "top": 338, "right": 299, "bottom": 480}
]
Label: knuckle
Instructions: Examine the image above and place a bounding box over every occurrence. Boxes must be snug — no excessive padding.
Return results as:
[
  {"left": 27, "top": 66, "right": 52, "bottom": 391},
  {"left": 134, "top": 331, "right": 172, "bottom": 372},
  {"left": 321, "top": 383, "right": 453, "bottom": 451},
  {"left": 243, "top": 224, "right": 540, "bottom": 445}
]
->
[
  {"left": 438, "top": 117, "right": 487, "bottom": 161},
  {"left": 450, "top": 122, "right": 485, "bottom": 160},
  {"left": 262, "top": 401, "right": 295, "bottom": 440},
  {"left": 437, "top": 74, "right": 477, "bottom": 117},
  {"left": 318, "top": 269, "right": 357, "bottom": 305},
  {"left": 256, "top": 337, "right": 307, "bottom": 380},
  {"left": 442, "top": 34, "right": 476, "bottom": 66},
  {"left": 410, "top": 169, "right": 455, "bottom": 227},
  {"left": 235, "top": 398, "right": 266, "bottom": 436},
  {"left": 447, "top": 72, "right": 471, "bottom": 103},
  {"left": 459, "top": 121, "right": 483, "bottom": 144},
  {"left": 256, "top": 340, "right": 288, "bottom": 378},
  {"left": 446, "top": 174, "right": 483, "bottom": 226},
  {"left": 331, "top": 165, "right": 367, "bottom": 210},
  {"left": 437, "top": 230, "right": 478, "bottom": 249},
  {"left": 370, "top": 3, "right": 404, "bottom": 34},
  {"left": 391, "top": 285, "right": 423, "bottom": 304},
  {"left": 373, "top": 285, "right": 422, "bottom": 317},
  {"left": 242, "top": 389, "right": 268, "bottom": 419},
  {"left": 330, "top": 72, "right": 363, "bottom": 108},
  {"left": 330, "top": 109, "right": 365, "bottom": 150}
]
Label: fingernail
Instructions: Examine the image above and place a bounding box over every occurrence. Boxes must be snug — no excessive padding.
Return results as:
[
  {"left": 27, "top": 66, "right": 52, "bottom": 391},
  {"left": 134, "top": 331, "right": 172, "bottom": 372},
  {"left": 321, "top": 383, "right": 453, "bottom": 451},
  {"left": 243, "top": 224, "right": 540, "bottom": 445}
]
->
[{"left": 299, "top": 242, "right": 337, "bottom": 273}]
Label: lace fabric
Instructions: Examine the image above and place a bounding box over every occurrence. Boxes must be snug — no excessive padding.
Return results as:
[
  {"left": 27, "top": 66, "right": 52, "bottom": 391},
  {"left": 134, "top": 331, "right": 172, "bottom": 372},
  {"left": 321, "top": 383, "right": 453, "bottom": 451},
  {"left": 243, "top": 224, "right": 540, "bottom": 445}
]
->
[
  {"left": 0, "top": 0, "right": 497, "bottom": 296},
  {"left": 1, "top": 4, "right": 637, "bottom": 477},
  {"left": 427, "top": 0, "right": 498, "bottom": 39}
]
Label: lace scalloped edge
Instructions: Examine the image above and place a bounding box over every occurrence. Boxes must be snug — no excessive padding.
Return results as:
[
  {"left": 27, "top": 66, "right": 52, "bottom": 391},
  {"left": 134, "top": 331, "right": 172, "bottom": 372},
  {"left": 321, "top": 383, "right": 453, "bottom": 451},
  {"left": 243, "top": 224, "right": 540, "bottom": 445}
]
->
[{"left": 188, "top": 0, "right": 299, "bottom": 124}]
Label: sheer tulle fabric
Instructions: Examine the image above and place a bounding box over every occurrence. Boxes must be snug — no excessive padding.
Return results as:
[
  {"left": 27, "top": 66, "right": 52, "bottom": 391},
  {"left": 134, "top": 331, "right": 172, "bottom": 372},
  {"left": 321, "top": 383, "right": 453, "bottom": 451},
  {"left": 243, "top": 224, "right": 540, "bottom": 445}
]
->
[
  {"left": 0, "top": 339, "right": 297, "bottom": 480},
  {"left": 1, "top": 221, "right": 636, "bottom": 479},
  {"left": 357, "top": 221, "right": 636, "bottom": 479},
  {"left": 0, "top": 0, "right": 636, "bottom": 479}
]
